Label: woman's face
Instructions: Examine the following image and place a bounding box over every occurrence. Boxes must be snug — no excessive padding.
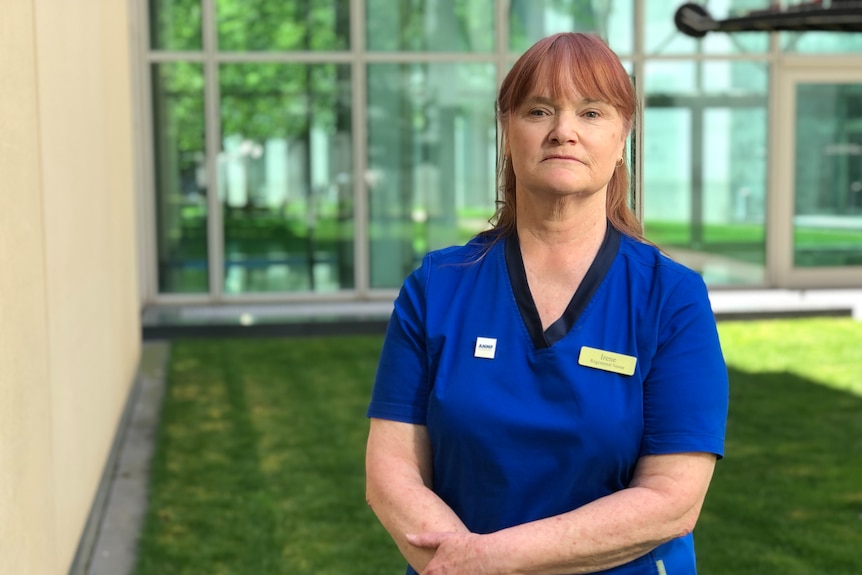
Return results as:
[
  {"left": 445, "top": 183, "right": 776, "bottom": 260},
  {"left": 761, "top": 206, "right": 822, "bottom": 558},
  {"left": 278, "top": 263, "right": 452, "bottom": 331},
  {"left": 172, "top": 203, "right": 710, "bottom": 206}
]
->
[{"left": 505, "top": 88, "right": 627, "bottom": 203}]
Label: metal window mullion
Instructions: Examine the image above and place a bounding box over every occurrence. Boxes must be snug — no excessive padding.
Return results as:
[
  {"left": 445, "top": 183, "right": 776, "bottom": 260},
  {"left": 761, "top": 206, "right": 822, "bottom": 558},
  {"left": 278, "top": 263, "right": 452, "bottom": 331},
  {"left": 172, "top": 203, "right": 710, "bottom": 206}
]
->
[
  {"left": 203, "top": 0, "right": 224, "bottom": 301},
  {"left": 137, "top": 0, "right": 159, "bottom": 304},
  {"left": 632, "top": 0, "right": 645, "bottom": 222},
  {"left": 496, "top": 0, "right": 509, "bottom": 89},
  {"left": 352, "top": 0, "right": 370, "bottom": 297},
  {"left": 494, "top": 0, "right": 509, "bottom": 213}
]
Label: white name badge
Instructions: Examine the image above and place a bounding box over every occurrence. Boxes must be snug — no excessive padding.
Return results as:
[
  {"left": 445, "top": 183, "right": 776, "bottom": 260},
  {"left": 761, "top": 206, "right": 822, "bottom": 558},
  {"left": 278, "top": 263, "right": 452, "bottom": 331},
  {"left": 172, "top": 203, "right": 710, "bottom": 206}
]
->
[{"left": 474, "top": 337, "right": 497, "bottom": 359}]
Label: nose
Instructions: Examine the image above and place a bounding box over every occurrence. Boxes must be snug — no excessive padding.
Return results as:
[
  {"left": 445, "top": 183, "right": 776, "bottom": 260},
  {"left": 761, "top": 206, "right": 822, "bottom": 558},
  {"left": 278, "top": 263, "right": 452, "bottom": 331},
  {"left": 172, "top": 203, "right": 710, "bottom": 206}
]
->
[{"left": 549, "top": 111, "right": 578, "bottom": 144}]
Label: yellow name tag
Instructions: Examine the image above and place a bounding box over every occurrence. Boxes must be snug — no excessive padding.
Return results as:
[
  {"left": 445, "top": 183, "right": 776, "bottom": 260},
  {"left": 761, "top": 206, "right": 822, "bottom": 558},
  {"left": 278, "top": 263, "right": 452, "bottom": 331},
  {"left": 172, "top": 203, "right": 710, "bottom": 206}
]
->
[{"left": 578, "top": 346, "right": 637, "bottom": 376}]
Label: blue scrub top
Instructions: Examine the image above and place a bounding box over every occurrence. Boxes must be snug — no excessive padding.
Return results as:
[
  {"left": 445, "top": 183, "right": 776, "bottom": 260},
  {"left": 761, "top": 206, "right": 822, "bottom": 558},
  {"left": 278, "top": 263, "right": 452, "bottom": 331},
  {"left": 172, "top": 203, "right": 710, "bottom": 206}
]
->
[{"left": 368, "top": 226, "right": 729, "bottom": 575}]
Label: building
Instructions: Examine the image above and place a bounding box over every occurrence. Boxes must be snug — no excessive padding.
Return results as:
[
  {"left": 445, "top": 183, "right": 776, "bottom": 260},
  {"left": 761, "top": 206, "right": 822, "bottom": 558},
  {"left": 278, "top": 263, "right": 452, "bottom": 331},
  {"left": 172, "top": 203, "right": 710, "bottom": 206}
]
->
[{"left": 1, "top": 1, "right": 861, "bottom": 574}]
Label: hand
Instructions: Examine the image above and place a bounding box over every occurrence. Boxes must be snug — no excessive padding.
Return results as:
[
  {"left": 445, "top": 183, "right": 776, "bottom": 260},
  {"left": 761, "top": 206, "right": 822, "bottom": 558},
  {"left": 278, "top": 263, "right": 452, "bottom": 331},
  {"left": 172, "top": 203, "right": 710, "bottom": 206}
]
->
[{"left": 406, "top": 531, "right": 496, "bottom": 575}]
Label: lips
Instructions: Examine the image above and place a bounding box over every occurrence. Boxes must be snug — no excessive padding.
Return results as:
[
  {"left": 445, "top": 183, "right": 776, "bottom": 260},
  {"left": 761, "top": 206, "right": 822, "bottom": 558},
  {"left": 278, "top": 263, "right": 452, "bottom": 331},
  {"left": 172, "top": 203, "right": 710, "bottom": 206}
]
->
[{"left": 543, "top": 155, "right": 581, "bottom": 162}]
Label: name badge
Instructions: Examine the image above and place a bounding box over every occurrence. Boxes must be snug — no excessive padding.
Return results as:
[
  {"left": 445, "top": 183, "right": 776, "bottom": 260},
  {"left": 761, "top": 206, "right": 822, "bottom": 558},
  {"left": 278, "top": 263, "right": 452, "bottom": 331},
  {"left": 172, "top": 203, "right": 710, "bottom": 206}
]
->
[
  {"left": 474, "top": 337, "right": 497, "bottom": 359},
  {"left": 578, "top": 346, "right": 637, "bottom": 376}
]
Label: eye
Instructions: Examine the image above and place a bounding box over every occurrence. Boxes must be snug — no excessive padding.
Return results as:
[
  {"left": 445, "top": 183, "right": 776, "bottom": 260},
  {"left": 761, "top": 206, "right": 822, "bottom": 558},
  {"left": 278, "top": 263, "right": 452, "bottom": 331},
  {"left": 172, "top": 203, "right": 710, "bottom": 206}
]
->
[
  {"left": 528, "top": 108, "right": 550, "bottom": 117},
  {"left": 583, "top": 110, "right": 601, "bottom": 119}
]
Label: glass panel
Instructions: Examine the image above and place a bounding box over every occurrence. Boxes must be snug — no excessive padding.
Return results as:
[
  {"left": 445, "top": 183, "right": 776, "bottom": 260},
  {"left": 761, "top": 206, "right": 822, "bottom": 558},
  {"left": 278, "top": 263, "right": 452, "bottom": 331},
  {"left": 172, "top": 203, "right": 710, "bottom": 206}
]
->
[
  {"left": 783, "top": 32, "right": 862, "bottom": 54},
  {"left": 366, "top": 0, "right": 494, "bottom": 52},
  {"left": 509, "top": 0, "right": 633, "bottom": 55},
  {"left": 643, "top": 61, "right": 768, "bottom": 286},
  {"left": 643, "top": 108, "right": 693, "bottom": 243},
  {"left": 151, "top": 62, "right": 208, "bottom": 293},
  {"left": 793, "top": 83, "right": 862, "bottom": 268},
  {"left": 219, "top": 63, "right": 353, "bottom": 293},
  {"left": 644, "top": 61, "right": 697, "bottom": 93},
  {"left": 149, "top": 0, "right": 202, "bottom": 50},
  {"left": 367, "top": 63, "right": 497, "bottom": 289},
  {"left": 645, "top": 0, "right": 769, "bottom": 55},
  {"left": 217, "top": 0, "right": 350, "bottom": 51}
]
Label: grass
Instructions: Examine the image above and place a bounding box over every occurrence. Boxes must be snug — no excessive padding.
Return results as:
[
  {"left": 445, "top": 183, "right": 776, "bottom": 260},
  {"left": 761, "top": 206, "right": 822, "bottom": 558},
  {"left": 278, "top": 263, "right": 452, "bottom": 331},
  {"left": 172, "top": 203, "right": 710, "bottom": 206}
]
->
[
  {"left": 133, "top": 336, "right": 402, "bottom": 575},
  {"left": 134, "top": 318, "right": 862, "bottom": 574},
  {"left": 697, "top": 318, "right": 862, "bottom": 575}
]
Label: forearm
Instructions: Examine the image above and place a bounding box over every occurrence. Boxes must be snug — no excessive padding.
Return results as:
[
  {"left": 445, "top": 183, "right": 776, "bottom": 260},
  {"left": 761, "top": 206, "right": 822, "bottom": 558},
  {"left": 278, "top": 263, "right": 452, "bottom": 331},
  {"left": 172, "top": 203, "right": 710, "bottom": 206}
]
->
[
  {"left": 483, "top": 453, "right": 715, "bottom": 575},
  {"left": 485, "top": 485, "right": 700, "bottom": 574},
  {"left": 409, "top": 453, "right": 716, "bottom": 575},
  {"left": 365, "top": 419, "right": 469, "bottom": 572},
  {"left": 366, "top": 468, "right": 469, "bottom": 571}
]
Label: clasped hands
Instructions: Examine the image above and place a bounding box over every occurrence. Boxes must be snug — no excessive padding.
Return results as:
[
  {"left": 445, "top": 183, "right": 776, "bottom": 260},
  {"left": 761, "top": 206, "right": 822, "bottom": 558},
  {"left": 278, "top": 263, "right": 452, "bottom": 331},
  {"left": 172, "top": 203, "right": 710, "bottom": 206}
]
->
[{"left": 407, "top": 531, "right": 498, "bottom": 575}]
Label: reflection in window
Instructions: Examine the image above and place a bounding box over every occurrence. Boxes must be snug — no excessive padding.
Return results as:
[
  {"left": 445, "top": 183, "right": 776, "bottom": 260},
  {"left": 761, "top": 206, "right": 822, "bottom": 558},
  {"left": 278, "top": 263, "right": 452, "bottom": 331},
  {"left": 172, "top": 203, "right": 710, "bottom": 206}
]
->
[
  {"left": 152, "top": 62, "right": 208, "bottom": 293},
  {"left": 644, "top": 0, "right": 768, "bottom": 55},
  {"left": 644, "top": 61, "right": 768, "bottom": 285},
  {"left": 367, "top": 63, "right": 497, "bottom": 289},
  {"left": 783, "top": 32, "right": 862, "bottom": 54},
  {"left": 366, "top": 0, "right": 494, "bottom": 52},
  {"left": 149, "top": 0, "right": 202, "bottom": 50},
  {"left": 794, "top": 84, "right": 862, "bottom": 267},
  {"left": 509, "top": 0, "right": 633, "bottom": 54},
  {"left": 217, "top": 0, "right": 349, "bottom": 51},
  {"left": 219, "top": 63, "right": 353, "bottom": 293}
]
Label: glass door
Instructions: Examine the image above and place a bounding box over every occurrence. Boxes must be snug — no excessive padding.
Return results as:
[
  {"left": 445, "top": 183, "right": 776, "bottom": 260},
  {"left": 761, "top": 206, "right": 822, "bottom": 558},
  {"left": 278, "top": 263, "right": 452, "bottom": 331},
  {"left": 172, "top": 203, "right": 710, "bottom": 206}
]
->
[{"left": 771, "top": 63, "right": 862, "bottom": 288}]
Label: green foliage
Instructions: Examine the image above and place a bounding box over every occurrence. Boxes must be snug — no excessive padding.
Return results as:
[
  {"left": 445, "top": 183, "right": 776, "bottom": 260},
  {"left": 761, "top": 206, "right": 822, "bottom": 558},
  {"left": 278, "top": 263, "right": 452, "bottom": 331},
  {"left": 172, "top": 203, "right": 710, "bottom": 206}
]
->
[
  {"left": 365, "top": 0, "right": 493, "bottom": 52},
  {"left": 216, "top": 0, "right": 349, "bottom": 51},
  {"left": 220, "top": 63, "right": 348, "bottom": 142},
  {"left": 152, "top": 62, "right": 205, "bottom": 166},
  {"left": 150, "top": 0, "right": 202, "bottom": 50}
]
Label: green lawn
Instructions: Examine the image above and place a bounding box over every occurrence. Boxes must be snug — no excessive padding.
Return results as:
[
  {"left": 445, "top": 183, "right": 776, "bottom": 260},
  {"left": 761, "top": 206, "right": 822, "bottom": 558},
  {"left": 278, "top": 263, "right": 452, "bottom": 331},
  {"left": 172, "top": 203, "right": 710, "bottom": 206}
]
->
[{"left": 134, "top": 318, "right": 862, "bottom": 574}]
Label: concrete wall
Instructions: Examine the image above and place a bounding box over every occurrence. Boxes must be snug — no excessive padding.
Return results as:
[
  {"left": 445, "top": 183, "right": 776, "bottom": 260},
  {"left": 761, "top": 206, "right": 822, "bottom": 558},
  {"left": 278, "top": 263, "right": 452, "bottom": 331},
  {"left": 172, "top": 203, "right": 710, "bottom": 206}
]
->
[{"left": 0, "top": 1, "right": 141, "bottom": 573}]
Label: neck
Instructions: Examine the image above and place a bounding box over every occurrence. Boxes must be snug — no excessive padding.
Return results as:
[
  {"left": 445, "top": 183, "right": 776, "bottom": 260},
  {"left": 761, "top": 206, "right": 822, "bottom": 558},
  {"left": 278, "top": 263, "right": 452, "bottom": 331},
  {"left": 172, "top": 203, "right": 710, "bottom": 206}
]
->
[{"left": 516, "top": 190, "right": 608, "bottom": 249}]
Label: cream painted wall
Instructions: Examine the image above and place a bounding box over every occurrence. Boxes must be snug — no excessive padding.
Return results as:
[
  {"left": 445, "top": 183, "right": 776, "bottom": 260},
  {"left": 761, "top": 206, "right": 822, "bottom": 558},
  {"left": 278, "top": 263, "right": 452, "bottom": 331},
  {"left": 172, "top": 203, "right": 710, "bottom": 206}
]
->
[
  {"left": 0, "top": 1, "right": 58, "bottom": 573},
  {"left": 0, "top": 1, "right": 141, "bottom": 574}
]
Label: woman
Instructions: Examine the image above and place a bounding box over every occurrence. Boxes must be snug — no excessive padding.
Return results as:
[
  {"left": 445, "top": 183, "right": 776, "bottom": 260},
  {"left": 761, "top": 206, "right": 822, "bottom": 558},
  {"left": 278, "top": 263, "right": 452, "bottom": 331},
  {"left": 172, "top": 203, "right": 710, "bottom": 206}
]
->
[{"left": 365, "top": 32, "right": 728, "bottom": 575}]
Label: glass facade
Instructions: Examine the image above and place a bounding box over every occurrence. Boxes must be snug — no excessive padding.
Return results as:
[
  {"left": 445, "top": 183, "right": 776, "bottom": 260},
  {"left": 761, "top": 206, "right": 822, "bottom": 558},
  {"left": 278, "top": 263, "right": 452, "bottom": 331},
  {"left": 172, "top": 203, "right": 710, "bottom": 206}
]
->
[
  {"left": 216, "top": 0, "right": 349, "bottom": 51},
  {"left": 219, "top": 62, "right": 353, "bottom": 293},
  {"left": 366, "top": 62, "right": 496, "bottom": 288},
  {"left": 509, "top": 0, "right": 633, "bottom": 54},
  {"left": 793, "top": 83, "right": 862, "bottom": 268},
  {"left": 366, "top": 0, "right": 494, "bottom": 52},
  {"left": 145, "top": 0, "right": 862, "bottom": 299},
  {"left": 643, "top": 60, "right": 769, "bottom": 285},
  {"left": 151, "top": 62, "right": 208, "bottom": 293}
]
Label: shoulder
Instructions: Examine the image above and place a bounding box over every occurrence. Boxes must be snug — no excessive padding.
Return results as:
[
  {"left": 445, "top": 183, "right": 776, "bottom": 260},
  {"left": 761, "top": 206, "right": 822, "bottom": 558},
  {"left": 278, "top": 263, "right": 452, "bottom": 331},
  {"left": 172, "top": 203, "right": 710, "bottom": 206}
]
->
[
  {"left": 401, "top": 233, "right": 502, "bottom": 297},
  {"left": 612, "top": 233, "right": 712, "bottom": 317},
  {"left": 616, "top": 234, "right": 705, "bottom": 287},
  {"left": 416, "top": 232, "right": 502, "bottom": 275}
]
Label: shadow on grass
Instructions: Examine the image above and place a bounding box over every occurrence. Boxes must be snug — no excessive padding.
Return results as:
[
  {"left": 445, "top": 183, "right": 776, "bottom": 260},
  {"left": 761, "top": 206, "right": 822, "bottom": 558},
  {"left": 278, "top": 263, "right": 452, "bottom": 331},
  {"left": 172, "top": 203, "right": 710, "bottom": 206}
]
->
[
  {"left": 133, "top": 336, "right": 403, "bottom": 575},
  {"left": 696, "top": 367, "right": 862, "bottom": 575}
]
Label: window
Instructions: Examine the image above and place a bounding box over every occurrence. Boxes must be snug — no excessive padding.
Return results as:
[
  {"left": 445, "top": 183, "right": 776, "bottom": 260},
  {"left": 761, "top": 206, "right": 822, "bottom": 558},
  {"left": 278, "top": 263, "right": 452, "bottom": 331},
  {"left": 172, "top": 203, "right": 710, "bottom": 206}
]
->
[
  {"left": 145, "top": 0, "right": 862, "bottom": 299},
  {"left": 643, "top": 60, "right": 769, "bottom": 285}
]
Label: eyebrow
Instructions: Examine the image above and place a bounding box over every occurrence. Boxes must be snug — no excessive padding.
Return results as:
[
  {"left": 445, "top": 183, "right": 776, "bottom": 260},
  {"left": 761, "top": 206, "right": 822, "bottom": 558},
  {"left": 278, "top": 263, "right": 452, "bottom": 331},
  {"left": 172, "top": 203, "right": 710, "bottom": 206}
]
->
[{"left": 523, "top": 95, "right": 608, "bottom": 107}]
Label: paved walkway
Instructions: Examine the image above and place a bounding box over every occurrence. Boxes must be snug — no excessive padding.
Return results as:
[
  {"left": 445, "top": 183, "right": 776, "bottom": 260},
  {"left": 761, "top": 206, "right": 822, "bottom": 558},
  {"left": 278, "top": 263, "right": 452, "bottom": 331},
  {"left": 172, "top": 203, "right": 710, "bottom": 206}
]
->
[{"left": 84, "top": 342, "right": 169, "bottom": 575}]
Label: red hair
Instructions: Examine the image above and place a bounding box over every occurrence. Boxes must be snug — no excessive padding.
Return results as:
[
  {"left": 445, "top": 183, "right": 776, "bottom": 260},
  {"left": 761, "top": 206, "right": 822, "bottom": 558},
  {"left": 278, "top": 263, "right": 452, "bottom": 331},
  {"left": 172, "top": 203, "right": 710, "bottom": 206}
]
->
[{"left": 489, "top": 32, "right": 644, "bottom": 241}]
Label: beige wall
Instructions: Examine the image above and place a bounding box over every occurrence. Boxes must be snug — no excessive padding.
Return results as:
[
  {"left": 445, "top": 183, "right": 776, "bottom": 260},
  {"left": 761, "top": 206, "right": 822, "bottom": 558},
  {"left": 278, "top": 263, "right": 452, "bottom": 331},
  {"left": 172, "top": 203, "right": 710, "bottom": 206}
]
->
[{"left": 0, "top": 1, "right": 141, "bottom": 574}]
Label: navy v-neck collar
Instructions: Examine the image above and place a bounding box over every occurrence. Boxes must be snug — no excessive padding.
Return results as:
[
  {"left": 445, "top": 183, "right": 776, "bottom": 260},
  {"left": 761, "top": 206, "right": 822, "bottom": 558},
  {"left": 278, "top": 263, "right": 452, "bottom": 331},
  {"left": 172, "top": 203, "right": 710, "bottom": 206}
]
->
[{"left": 505, "top": 224, "right": 621, "bottom": 349}]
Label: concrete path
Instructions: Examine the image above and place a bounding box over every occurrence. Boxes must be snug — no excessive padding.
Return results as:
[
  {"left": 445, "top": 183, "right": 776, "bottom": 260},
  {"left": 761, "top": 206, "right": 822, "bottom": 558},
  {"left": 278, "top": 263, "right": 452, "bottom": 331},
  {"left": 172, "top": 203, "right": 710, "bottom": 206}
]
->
[{"left": 84, "top": 341, "right": 169, "bottom": 575}]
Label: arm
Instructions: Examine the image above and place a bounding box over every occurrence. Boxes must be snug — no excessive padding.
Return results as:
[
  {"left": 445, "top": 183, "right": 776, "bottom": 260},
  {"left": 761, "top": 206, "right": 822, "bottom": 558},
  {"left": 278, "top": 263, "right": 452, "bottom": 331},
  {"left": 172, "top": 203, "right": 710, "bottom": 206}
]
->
[
  {"left": 411, "top": 451, "right": 716, "bottom": 575},
  {"left": 365, "top": 417, "right": 469, "bottom": 572}
]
